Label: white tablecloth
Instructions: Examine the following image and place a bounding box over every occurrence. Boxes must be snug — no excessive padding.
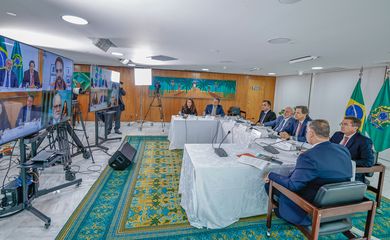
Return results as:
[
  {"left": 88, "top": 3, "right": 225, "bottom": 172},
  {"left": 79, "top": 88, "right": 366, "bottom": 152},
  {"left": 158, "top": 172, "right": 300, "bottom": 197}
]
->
[
  {"left": 168, "top": 116, "right": 225, "bottom": 150},
  {"left": 179, "top": 143, "right": 296, "bottom": 229}
]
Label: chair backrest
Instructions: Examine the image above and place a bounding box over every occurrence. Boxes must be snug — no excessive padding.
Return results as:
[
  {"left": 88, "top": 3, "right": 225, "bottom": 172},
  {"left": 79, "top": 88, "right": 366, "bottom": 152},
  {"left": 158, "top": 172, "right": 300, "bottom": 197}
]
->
[
  {"left": 313, "top": 181, "right": 367, "bottom": 208},
  {"left": 229, "top": 106, "right": 241, "bottom": 116}
]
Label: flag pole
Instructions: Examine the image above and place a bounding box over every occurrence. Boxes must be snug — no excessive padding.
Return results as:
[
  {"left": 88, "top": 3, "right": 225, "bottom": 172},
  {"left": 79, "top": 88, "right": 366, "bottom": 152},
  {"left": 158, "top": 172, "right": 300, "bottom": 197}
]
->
[{"left": 359, "top": 66, "right": 363, "bottom": 79}]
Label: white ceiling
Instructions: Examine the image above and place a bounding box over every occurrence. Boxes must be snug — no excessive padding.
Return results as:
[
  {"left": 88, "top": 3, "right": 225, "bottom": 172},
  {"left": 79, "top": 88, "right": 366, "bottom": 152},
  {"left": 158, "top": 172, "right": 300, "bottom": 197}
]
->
[{"left": 1, "top": 0, "right": 390, "bottom": 76}]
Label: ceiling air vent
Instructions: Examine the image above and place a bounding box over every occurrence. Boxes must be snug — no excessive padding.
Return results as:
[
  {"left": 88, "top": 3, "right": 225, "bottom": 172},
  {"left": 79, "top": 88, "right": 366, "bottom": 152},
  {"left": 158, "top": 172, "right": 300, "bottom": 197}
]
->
[{"left": 92, "top": 38, "right": 116, "bottom": 52}]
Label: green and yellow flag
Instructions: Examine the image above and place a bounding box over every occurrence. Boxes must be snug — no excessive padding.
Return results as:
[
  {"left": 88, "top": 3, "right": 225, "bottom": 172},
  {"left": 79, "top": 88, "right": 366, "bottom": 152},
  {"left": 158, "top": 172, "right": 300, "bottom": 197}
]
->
[
  {"left": 345, "top": 78, "right": 366, "bottom": 132},
  {"left": 0, "top": 36, "right": 8, "bottom": 69},
  {"left": 366, "top": 77, "right": 390, "bottom": 152},
  {"left": 11, "top": 41, "right": 23, "bottom": 87}
]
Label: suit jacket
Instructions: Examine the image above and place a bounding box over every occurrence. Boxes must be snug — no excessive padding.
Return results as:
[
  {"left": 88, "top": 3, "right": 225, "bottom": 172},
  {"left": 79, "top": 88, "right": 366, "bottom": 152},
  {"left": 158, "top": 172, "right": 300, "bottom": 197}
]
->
[
  {"left": 330, "top": 131, "right": 375, "bottom": 182},
  {"left": 257, "top": 110, "right": 276, "bottom": 124},
  {"left": 118, "top": 88, "right": 126, "bottom": 111},
  {"left": 268, "top": 141, "right": 352, "bottom": 226},
  {"left": 0, "top": 69, "right": 18, "bottom": 88},
  {"left": 15, "top": 105, "right": 41, "bottom": 127},
  {"left": 284, "top": 116, "right": 312, "bottom": 142},
  {"left": 205, "top": 104, "right": 225, "bottom": 116},
  {"left": 264, "top": 116, "right": 295, "bottom": 133},
  {"left": 22, "top": 70, "right": 40, "bottom": 88}
]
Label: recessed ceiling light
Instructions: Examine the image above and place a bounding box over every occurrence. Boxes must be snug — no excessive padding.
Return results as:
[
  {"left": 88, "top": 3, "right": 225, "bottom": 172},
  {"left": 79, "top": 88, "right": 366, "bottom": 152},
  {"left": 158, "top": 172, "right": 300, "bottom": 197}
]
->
[
  {"left": 312, "top": 66, "right": 323, "bottom": 70},
  {"left": 250, "top": 67, "right": 260, "bottom": 71},
  {"left": 279, "top": 0, "right": 302, "bottom": 4},
  {"left": 289, "top": 56, "right": 318, "bottom": 64},
  {"left": 202, "top": 68, "right": 209, "bottom": 71},
  {"left": 6, "top": 12, "right": 16, "bottom": 16},
  {"left": 128, "top": 63, "right": 136, "bottom": 67},
  {"left": 120, "top": 59, "right": 130, "bottom": 64},
  {"left": 111, "top": 52, "right": 123, "bottom": 56},
  {"left": 298, "top": 71, "right": 304, "bottom": 75},
  {"left": 62, "top": 15, "right": 88, "bottom": 25},
  {"left": 268, "top": 38, "right": 291, "bottom": 44},
  {"left": 223, "top": 66, "right": 227, "bottom": 70},
  {"left": 268, "top": 73, "right": 276, "bottom": 76}
]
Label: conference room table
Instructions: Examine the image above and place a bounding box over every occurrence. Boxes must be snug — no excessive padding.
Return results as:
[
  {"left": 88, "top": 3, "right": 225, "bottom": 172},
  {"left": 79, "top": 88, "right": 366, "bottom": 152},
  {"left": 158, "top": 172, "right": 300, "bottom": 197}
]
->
[
  {"left": 168, "top": 115, "right": 257, "bottom": 150},
  {"left": 178, "top": 139, "right": 301, "bottom": 229}
]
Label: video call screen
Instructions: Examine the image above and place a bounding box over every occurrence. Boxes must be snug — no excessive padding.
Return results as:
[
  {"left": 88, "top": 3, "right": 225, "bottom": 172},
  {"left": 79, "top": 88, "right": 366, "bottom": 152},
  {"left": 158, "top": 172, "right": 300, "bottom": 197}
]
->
[
  {"left": 0, "top": 35, "right": 73, "bottom": 146},
  {"left": 89, "top": 65, "right": 119, "bottom": 112}
]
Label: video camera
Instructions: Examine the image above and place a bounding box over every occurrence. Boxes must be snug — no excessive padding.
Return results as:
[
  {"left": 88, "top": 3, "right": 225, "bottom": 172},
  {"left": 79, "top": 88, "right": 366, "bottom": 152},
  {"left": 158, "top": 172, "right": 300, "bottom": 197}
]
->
[{"left": 154, "top": 82, "right": 161, "bottom": 94}]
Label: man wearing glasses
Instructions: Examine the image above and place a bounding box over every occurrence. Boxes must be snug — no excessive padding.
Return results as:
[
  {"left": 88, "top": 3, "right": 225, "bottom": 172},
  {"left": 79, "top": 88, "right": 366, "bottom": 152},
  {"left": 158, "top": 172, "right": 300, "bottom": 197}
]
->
[
  {"left": 52, "top": 93, "right": 63, "bottom": 124},
  {"left": 256, "top": 100, "right": 276, "bottom": 125},
  {"left": 330, "top": 116, "right": 374, "bottom": 183}
]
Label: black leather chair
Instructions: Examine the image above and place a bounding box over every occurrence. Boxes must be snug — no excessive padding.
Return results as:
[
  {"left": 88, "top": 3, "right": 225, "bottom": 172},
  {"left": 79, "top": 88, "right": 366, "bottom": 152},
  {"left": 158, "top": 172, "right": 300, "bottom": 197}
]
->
[
  {"left": 266, "top": 181, "right": 376, "bottom": 240},
  {"left": 227, "top": 106, "right": 246, "bottom": 119}
]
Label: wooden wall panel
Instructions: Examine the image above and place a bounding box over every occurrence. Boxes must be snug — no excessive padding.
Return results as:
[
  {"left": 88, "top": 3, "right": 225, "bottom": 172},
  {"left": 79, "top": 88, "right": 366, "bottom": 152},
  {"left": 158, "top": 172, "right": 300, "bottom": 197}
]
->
[{"left": 74, "top": 65, "right": 276, "bottom": 122}]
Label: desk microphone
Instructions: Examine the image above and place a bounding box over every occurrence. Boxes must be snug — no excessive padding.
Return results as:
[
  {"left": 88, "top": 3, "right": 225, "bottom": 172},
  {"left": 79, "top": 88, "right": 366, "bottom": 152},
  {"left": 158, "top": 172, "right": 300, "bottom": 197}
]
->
[
  {"left": 214, "top": 130, "right": 231, "bottom": 157},
  {"left": 263, "top": 138, "right": 289, "bottom": 155}
]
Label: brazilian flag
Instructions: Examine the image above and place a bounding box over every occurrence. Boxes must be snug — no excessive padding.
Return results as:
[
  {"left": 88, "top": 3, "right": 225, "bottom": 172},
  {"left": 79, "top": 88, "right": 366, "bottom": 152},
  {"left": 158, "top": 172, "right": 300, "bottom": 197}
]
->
[
  {"left": 366, "top": 78, "right": 390, "bottom": 152},
  {"left": 345, "top": 79, "right": 366, "bottom": 132},
  {"left": 11, "top": 41, "right": 23, "bottom": 87},
  {"left": 0, "top": 36, "right": 8, "bottom": 70}
]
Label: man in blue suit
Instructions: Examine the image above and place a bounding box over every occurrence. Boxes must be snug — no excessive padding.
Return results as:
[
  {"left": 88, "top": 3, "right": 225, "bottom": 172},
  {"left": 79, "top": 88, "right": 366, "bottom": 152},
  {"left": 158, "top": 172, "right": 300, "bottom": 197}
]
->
[
  {"left": 0, "top": 59, "right": 18, "bottom": 88},
  {"left": 15, "top": 95, "right": 41, "bottom": 126},
  {"left": 330, "top": 116, "right": 374, "bottom": 182},
  {"left": 265, "top": 119, "right": 352, "bottom": 226},
  {"left": 204, "top": 98, "right": 225, "bottom": 116},
  {"left": 280, "top": 105, "right": 312, "bottom": 142},
  {"left": 264, "top": 106, "right": 295, "bottom": 133}
]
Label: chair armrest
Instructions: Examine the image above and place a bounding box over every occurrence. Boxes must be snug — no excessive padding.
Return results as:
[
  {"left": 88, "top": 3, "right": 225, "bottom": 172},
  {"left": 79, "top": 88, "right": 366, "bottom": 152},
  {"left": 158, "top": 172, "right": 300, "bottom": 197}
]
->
[
  {"left": 270, "top": 181, "right": 316, "bottom": 214},
  {"left": 356, "top": 164, "right": 385, "bottom": 174}
]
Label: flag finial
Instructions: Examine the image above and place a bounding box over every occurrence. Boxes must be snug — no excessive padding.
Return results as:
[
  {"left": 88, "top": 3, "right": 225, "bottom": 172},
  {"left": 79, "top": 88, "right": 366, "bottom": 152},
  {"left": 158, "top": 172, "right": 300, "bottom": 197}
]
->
[{"left": 359, "top": 66, "right": 363, "bottom": 79}]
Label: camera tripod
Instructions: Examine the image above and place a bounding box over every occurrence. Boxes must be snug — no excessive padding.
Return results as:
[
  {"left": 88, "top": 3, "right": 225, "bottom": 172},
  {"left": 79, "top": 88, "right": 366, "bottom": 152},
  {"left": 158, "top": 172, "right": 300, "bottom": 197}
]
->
[{"left": 139, "top": 90, "right": 165, "bottom": 132}]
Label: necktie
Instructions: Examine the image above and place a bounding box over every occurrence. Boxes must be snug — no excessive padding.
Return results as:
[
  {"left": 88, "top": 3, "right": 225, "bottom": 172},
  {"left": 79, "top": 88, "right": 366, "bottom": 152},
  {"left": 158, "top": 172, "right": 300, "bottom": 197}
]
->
[
  {"left": 26, "top": 107, "right": 31, "bottom": 122},
  {"left": 275, "top": 119, "right": 285, "bottom": 132},
  {"left": 260, "top": 112, "right": 266, "bottom": 123},
  {"left": 30, "top": 72, "right": 34, "bottom": 86},
  {"left": 340, "top": 136, "right": 349, "bottom": 146},
  {"left": 5, "top": 71, "right": 10, "bottom": 87},
  {"left": 295, "top": 122, "right": 302, "bottom": 137}
]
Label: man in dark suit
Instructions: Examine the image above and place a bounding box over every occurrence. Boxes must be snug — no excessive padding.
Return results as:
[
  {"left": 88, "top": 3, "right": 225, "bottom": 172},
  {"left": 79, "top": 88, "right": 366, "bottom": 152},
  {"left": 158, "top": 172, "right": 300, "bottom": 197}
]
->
[
  {"left": 257, "top": 100, "right": 276, "bottom": 124},
  {"left": 22, "top": 60, "right": 40, "bottom": 88},
  {"left": 204, "top": 98, "right": 225, "bottom": 116},
  {"left": 16, "top": 95, "right": 41, "bottom": 126},
  {"left": 0, "top": 59, "right": 18, "bottom": 88},
  {"left": 264, "top": 106, "right": 295, "bottom": 133},
  {"left": 330, "top": 116, "right": 375, "bottom": 182},
  {"left": 108, "top": 82, "right": 126, "bottom": 134},
  {"left": 280, "top": 105, "right": 312, "bottom": 142},
  {"left": 265, "top": 119, "right": 352, "bottom": 226}
]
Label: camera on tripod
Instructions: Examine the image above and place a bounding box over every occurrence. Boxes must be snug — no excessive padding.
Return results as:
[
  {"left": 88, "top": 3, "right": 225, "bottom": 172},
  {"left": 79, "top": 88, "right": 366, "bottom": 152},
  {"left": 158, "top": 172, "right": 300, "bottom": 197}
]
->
[{"left": 154, "top": 82, "right": 161, "bottom": 94}]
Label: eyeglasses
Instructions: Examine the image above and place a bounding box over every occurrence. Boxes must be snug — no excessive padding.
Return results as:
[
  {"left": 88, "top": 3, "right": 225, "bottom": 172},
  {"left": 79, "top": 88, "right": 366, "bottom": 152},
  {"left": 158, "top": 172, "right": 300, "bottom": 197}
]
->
[{"left": 54, "top": 104, "right": 62, "bottom": 109}]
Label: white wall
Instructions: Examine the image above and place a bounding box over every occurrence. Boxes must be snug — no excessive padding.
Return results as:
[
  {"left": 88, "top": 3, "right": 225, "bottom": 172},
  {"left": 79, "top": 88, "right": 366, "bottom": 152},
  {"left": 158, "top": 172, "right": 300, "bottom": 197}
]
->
[{"left": 275, "top": 66, "right": 389, "bottom": 161}]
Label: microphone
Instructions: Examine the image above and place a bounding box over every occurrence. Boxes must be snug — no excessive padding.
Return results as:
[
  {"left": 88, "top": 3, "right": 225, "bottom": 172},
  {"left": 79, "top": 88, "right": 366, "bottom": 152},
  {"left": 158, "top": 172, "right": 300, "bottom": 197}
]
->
[
  {"left": 214, "top": 130, "right": 231, "bottom": 157},
  {"left": 262, "top": 138, "right": 289, "bottom": 155}
]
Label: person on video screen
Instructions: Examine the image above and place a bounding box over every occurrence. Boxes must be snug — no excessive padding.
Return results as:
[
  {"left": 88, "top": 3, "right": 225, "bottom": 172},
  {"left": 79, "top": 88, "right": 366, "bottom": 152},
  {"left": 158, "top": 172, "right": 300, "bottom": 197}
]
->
[
  {"left": 22, "top": 60, "right": 40, "bottom": 88},
  {"left": 16, "top": 95, "right": 41, "bottom": 127},
  {"left": 0, "top": 59, "right": 18, "bottom": 88},
  {"left": 51, "top": 93, "right": 62, "bottom": 124},
  {"left": 0, "top": 100, "right": 11, "bottom": 131},
  {"left": 51, "top": 57, "right": 67, "bottom": 90}
]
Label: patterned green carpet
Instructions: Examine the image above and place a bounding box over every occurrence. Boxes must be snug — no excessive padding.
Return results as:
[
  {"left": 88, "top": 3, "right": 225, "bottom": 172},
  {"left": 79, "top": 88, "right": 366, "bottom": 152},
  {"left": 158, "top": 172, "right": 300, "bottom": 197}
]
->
[{"left": 57, "top": 136, "right": 390, "bottom": 239}]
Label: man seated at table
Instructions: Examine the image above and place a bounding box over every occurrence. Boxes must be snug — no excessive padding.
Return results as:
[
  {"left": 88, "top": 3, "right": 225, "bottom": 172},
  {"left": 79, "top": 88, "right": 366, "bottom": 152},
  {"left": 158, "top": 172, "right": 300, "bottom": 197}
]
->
[
  {"left": 15, "top": 95, "right": 41, "bottom": 127},
  {"left": 257, "top": 100, "right": 276, "bottom": 125},
  {"left": 280, "top": 105, "right": 312, "bottom": 142},
  {"left": 264, "top": 119, "right": 352, "bottom": 226},
  {"left": 264, "top": 106, "right": 295, "bottom": 133},
  {"left": 204, "top": 97, "right": 225, "bottom": 116},
  {"left": 330, "top": 116, "right": 374, "bottom": 183}
]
